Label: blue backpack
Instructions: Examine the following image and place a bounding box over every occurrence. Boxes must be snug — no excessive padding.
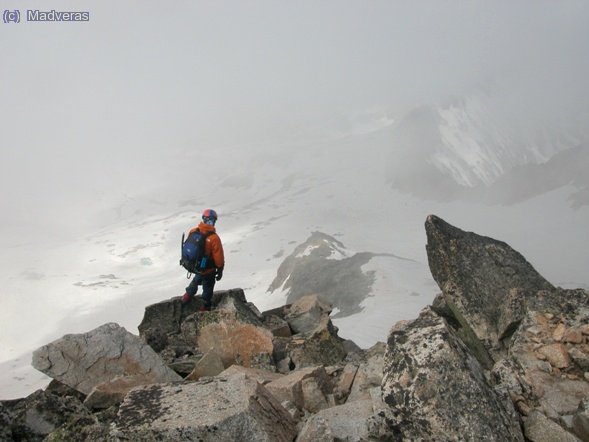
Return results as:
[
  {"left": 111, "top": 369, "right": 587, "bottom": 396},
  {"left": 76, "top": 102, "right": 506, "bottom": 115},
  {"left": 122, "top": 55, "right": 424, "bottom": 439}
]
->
[{"left": 180, "top": 229, "right": 212, "bottom": 274}]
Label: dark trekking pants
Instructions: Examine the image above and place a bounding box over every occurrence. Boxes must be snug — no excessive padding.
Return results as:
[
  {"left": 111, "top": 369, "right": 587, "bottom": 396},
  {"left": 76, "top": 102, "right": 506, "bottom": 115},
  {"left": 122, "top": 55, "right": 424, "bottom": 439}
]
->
[{"left": 185, "top": 272, "right": 216, "bottom": 308}]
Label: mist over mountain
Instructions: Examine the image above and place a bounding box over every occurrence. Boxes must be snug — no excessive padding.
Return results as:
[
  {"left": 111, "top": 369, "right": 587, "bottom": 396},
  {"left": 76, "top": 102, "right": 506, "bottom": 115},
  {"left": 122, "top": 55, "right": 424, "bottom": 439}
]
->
[
  {"left": 386, "top": 86, "right": 589, "bottom": 203},
  {"left": 2, "top": 2, "right": 589, "bottom": 402}
]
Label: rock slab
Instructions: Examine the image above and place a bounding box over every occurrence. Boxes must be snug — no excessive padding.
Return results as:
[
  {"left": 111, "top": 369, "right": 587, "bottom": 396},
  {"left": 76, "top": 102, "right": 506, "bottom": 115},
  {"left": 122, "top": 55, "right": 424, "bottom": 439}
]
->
[
  {"left": 32, "top": 322, "right": 181, "bottom": 395},
  {"left": 113, "top": 373, "right": 297, "bottom": 441}
]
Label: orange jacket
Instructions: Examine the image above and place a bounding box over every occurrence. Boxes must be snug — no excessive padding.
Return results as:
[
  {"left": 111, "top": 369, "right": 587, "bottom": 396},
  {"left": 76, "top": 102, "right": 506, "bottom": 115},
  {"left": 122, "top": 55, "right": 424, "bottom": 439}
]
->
[{"left": 189, "top": 222, "right": 224, "bottom": 275}]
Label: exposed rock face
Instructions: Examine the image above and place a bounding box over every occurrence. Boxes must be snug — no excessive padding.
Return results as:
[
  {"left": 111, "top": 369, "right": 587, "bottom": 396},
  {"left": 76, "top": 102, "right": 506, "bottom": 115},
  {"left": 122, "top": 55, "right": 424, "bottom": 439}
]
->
[
  {"left": 382, "top": 307, "right": 524, "bottom": 441},
  {"left": 138, "top": 288, "right": 248, "bottom": 350},
  {"left": 0, "top": 389, "right": 90, "bottom": 441},
  {"left": 286, "top": 315, "right": 347, "bottom": 369},
  {"left": 185, "top": 350, "right": 225, "bottom": 381},
  {"left": 197, "top": 315, "right": 274, "bottom": 369},
  {"left": 32, "top": 323, "right": 182, "bottom": 396},
  {"left": 113, "top": 373, "right": 298, "bottom": 441},
  {"left": 16, "top": 215, "right": 588, "bottom": 441},
  {"left": 425, "top": 214, "right": 554, "bottom": 361},
  {"left": 285, "top": 294, "right": 333, "bottom": 334},
  {"left": 347, "top": 342, "right": 385, "bottom": 402},
  {"left": 84, "top": 373, "right": 155, "bottom": 410},
  {"left": 265, "top": 366, "right": 331, "bottom": 413},
  {"left": 267, "top": 231, "right": 376, "bottom": 316},
  {"left": 423, "top": 214, "right": 589, "bottom": 441}
]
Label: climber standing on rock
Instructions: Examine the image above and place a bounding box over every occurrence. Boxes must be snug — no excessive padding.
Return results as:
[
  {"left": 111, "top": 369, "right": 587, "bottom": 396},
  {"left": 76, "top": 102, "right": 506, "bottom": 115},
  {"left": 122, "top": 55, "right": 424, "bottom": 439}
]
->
[{"left": 180, "top": 209, "right": 225, "bottom": 311}]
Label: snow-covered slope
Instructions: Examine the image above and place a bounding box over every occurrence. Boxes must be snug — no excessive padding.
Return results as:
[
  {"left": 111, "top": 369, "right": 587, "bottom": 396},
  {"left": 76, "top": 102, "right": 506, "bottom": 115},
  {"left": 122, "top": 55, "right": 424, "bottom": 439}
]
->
[
  {"left": 387, "top": 89, "right": 588, "bottom": 198},
  {"left": 1, "top": 111, "right": 588, "bottom": 399}
]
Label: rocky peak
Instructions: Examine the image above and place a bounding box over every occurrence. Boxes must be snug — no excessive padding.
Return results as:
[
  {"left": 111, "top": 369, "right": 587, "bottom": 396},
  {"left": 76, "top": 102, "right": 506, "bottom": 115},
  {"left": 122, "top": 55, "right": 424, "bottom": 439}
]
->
[
  {"left": 3, "top": 215, "right": 588, "bottom": 441},
  {"left": 425, "top": 214, "right": 554, "bottom": 362}
]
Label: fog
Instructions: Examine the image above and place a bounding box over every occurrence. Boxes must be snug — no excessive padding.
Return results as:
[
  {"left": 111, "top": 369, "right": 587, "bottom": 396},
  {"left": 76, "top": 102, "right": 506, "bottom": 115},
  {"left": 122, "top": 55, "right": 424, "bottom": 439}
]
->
[
  {"left": 2, "top": 1, "right": 589, "bottom": 399},
  {"left": 1, "top": 1, "right": 588, "bottom": 244}
]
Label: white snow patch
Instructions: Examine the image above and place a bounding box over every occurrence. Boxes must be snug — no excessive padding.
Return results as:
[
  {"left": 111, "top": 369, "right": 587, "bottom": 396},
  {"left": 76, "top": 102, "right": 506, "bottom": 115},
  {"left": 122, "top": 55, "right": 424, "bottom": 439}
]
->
[{"left": 296, "top": 244, "right": 320, "bottom": 258}]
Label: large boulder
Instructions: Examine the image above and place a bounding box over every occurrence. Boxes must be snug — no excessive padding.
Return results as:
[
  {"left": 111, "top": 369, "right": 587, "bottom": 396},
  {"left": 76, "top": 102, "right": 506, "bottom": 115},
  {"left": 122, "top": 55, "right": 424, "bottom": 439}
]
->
[
  {"left": 423, "top": 215, "right": 589, "bottom": 440},
  {"left": 265, "top": 366, "right": 332, "bottom": 413},
  {"left": 285, "top": 294, "right": 332, "bottom": 334},
  {"left": 32, "top": 323, "right": 182, "bottom": 395},
  {"left": 113, "top": 373, "right": 297, "bottom": 441},
  {"left": 285, "top": 315, "right": 347, "bottom": 369},
  {"left": 425, "top": 214, "right": 554, "bottom": 362},
  {"left": 381, "top": 307, "right": 524, "bottom": 441},
  {"left": 138, "top": 288, "right": 248, "bottom": 350},
  {"left": 196, "top": 312, "right": 275, "bottom": 369}
]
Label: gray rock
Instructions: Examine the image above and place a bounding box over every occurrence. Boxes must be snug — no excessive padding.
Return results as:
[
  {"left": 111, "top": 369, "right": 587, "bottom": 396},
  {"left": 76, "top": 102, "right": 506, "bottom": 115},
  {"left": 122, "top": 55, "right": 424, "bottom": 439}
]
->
[
  {"left": 0, "top": 402, "right": 13, "bottom": 441},
  {"left": 32, "top": 323, "right": 182, "bottom": 395},
  {"left": 491, "top": 358, "right": 524, "bottom": 396},
  {"left": 335, "top": 363, "right": 358, "bottom": 399},
  {"left": 185, "top": 350, "right": 225, "bottom": 381},
  {"left": 263, "top": 314, "right": 292, "bottom": 337},
  {"left": 138, "top": 288, "right": 248, "bottom": 348},
  {"left": 215, "top": 291, "right": 265, "bottom": 326},
  {"left": 301, "top": 377, "right": 329, "bottom": 413},
  {"left": 113, "top": 373, "right": 297, "bottom": 441},
  {"left": 285, "top": 294, "right": 332, "bottom": 334},
  {"left": 525, "top": 410, "right": 581, "bottom": 442},
  {"left": 573, "top": 397, "right": 589, "bottom": 442},
  {"left": 347, "top": 346, "right": 384, "bottom": 402},
  {"left": 425, "top": 214, "right": 554, "bottom": 363},
  {"left": 1, "top": 389, "right": 90, "bottom": 441},
  {"left": 286, "top": 315, "right": 347, "bottom": 369},
  {"left": 265, "top": 366, "right": 332, "bottom": 413},
  {"left": 570, "top": 347, "right": 589, "bottom": 371},
  {"left": 217, "top": 365, "right": 283, "bottom": 385},
  {"left": 341, "top": 339, "right": 362, "bottom": 355},
  {"left": 196, "top": 313, "right": 275, "bottom": 369},
  {"left": 84, "top": 373, "right": 155, "bottom": 410},
  {"left": 382, "top": 307, "right": 524, "bottom": 441},
  {"left": 296, "top": 399, "right": 375, "bottom": 442}
]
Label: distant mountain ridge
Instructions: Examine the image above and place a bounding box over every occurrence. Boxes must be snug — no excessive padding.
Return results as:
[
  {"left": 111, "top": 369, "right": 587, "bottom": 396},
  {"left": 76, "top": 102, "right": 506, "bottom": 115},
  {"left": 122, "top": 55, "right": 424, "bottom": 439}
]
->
[{"left": 387, "top": 90, "right": 588, "bottom": 204}]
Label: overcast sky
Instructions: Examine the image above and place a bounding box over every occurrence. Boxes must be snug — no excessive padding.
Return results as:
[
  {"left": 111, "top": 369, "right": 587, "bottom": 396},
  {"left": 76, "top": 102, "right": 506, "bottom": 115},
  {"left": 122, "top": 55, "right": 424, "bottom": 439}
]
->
[{"left": 1, "top": 1, "right": 588, "bottom": 240}]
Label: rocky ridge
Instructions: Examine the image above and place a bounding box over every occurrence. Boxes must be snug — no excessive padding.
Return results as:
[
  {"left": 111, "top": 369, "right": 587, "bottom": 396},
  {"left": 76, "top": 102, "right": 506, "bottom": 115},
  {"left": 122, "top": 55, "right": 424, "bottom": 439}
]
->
[{"left": 1, "top": 215, "right": 588, "bottom": 441}]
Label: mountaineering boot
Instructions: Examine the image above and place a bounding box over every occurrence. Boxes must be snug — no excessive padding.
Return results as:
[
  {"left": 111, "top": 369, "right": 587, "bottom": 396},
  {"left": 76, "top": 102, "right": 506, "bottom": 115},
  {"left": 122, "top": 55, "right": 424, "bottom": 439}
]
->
[
  {"left": 198, "top": 305, "right": 210, "bottom": 312},
  {"left": 182, "top": 292, "right": 191, "bottom": 303}
]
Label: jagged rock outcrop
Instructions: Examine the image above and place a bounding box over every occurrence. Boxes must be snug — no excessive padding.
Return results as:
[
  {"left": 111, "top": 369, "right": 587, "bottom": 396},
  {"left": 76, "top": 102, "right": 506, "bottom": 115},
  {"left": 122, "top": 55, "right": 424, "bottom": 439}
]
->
[
  {"left": 420, "top": 214, "right": 589, "bottom": 441},
  {"left": 15, "top": 287, "right": 386, "bottom": 440},
  {"left": 425, "top": 214, "right": 555, "bottom": 363},
  {"left": 382, "top": 307, "right": 524, "bottom": 441},
  {"left": 11, "top": 214, "right": 588, "bottom": 441},
  {"left": 112, "top": 373, "right": 298, "bottom": 441}
]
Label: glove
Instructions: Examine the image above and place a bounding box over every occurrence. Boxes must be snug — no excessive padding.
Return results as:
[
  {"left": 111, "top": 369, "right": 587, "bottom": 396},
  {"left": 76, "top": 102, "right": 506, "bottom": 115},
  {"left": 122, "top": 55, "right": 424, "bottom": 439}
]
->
[{"left": 215, "top": 268, "right": 223, "bottom": 281}]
